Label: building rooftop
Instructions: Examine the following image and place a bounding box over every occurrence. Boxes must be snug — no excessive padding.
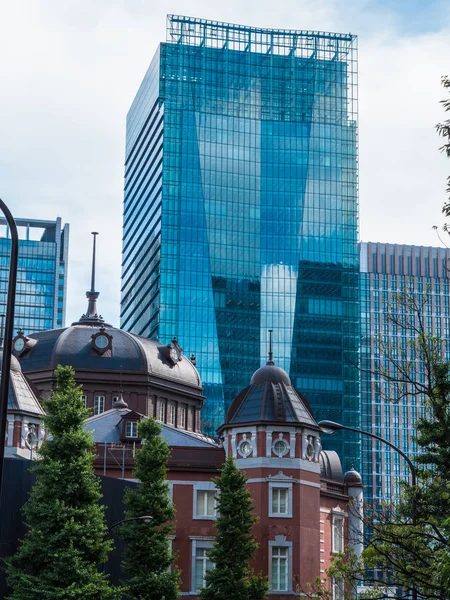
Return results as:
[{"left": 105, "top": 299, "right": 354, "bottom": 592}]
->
[
  {"left": 167, "top": 15, "right": 356, "bottom": 56},
  {"left": 221, "top": 352, "right": 318, "bottom": 430},
  {"left": 85, "top": 408, "right": 219, "bottom": 448}
]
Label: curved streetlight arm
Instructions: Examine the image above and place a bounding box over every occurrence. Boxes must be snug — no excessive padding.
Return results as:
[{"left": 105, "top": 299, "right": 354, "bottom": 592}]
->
[
  {"left": 102, "top": 515, "right": 153, "bottom": 573},
  {"left": 108, "top": 515, "right": 153, "bottom": 533},
  {"left": 328, "top": 422, "right": 416, "bottom": 488},
  {"left": 319, "top": 420, "right": 416, "bottom": 487},
  {"left": 0, "top": 199, "right": 18, "bottom": 498}
]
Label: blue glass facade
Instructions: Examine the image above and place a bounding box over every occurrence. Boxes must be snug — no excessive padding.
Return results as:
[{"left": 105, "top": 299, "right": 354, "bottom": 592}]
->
[
  {"left": 0, "top": 217, "right": 69, "bottom": 335},
  {"left": 360, "top": 242, "right": 450, "bottom": 504},
  {"left": 121, "top": 16, "right": 359, "bottom": 466}
]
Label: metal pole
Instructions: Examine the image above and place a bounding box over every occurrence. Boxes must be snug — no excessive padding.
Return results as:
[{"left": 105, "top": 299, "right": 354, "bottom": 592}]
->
[
  {"left": 0, "top": 199, "right": 18, "bottom": 499},
  {"left": 102, "top": 516, "right": 152, "bottom": 573}
]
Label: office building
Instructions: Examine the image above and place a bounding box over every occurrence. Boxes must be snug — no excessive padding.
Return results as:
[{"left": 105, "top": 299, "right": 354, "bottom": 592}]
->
[
  {"left": 0, "top": 217, "right": 69, "bottom": 335},
  {"left": 121, "top": 15, "right": 360, "bottom": 467},
  {"left": 360, "top": 241, "right": 450, "bottom": 504}
]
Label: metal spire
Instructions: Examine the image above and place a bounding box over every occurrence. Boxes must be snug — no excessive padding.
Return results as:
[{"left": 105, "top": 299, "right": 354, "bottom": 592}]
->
[
  {"left": 73, "top": 232, "right": 110, "bottom": 326},
  {"left": 90, "top": 231, "right": 98, "bottom": 293},
  {"left": 267, "top": 329, "right": 274, "bottom": 365}
]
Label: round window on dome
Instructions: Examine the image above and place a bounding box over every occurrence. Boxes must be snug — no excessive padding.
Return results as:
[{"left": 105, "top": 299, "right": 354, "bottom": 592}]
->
[
  {"left": 91, "top": 330, "right": 112, "bottom": 355},
  {"left": 94, "top": 334, "right": 109, "bottom": 349},
  {"left": 273, "top": 438, "right": 289, "bottom": 457},
  {"left": 14, "top": 337, "right": 25, "bottom": 353}
]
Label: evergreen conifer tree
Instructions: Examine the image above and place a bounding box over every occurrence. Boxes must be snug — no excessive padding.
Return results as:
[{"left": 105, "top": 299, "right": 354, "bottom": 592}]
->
[
  {"left": 5, "top": 365, "right": 120, "bottom": 600},
  {"left": 120, "top": 417, "right": 181, "bottom": 599},
  {"left": 199, "top": 457, "right": 268, "bottom": 600}
]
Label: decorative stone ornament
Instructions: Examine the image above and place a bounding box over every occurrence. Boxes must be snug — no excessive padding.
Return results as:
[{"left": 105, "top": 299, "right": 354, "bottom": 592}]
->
[
  {"left": 303, "top": 434, "right": 316, "bottom": 461},
  {"left": 25, "top": 423, "right": 39, "bottom": 450},
  {"left": 168, "top": 336, "right": 183, "bottom": 364},
  {"left": 91, "top": 327, "right": 113, "bottom": 355}
]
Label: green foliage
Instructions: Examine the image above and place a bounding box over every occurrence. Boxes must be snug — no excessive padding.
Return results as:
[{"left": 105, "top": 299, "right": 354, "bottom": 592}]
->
[
  {"left": 437, "top": 75, "right": 450, "bottom": 225},
  {"left": 5, "top": 365, "right": 120, "bottom": 600},
  {"left": 199, "top": 457, "right": 268, "bottom": 600},
  {"left": 119, "top": 417, "right": 181, "bottom": 600},
  {"left": 338, "top": 290, "right": 450, "bottom": 598}
]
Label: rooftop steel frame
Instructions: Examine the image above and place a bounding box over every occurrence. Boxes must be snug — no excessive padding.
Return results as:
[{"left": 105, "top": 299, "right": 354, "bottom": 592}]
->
[{"left": 167, "top": 14, "right": 356, "bottom": 60}]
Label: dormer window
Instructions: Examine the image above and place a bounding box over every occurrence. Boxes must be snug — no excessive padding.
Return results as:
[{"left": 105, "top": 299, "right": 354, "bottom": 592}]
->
[
  {"left": 168, "top": 336, "right": 182, "bottom": 364},
  {"left": 12, "top": 330, "right": 35, "bottom": 357},
  {"left": 14, "top": 336, "right": 25, "bottom": 353},
  {"left": 91, "top": 328, "right": 113, "bottom": 355},
  {"left": 126, "top": 421, "right": 139, "bottom": 438}
]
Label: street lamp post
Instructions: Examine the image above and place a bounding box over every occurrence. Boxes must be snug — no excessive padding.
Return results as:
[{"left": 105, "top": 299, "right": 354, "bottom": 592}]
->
[
  {"left": 318, "top": 420, "right": 418, "bottom": 600},
  {"left": 102, "top": 515, "right": 153, "bottom": 573},
  {"left": 0, "top": 199, "right": 18, "bottom": 499}
]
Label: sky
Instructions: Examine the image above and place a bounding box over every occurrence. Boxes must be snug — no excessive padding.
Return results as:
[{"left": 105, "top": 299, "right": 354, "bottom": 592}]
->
[{"left": 0, "top": 0, "right": 449, "bottom": 328}]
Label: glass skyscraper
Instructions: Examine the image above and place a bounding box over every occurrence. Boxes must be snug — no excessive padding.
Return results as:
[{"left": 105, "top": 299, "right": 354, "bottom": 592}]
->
[
  {"left": 360, "top": 241, "right": 450, "bottom": 504},
  {"left": 121, "top": 15, "right": 359, "bottom": 465},
  {"left": 0, "top": 217, "right": 69, "bottom": 335}
]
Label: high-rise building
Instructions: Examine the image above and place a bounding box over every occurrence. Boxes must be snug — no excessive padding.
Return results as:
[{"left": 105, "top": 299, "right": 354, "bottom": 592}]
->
[
  {"left": 121, "top": 15, "right": 360, "bottom": 465},
  {"left": 360, "top": 241, "right": 450, "bottom": 504},
  {"left": 0, "top": 217, "right": 69, "bottom": 335}
]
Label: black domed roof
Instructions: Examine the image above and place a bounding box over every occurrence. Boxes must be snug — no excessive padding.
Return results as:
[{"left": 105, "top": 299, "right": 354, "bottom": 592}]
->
[
  {"left": 18, "top": 324, "right": 201, "bottom": 389},
  {"left": 344, "top": 467, "right": 363, "bottom": 486},
  {"left": 320, "top": 450, "right": 343, "bottom": 483},
  {"left": 222, "top": 360, "right": 318, "bottom": 430},
  {"left": 17, "top": 236, "right": 202, "bottom": 392},
  {"left": 250, "top": 364, "right": 291, "bottom": 386}
]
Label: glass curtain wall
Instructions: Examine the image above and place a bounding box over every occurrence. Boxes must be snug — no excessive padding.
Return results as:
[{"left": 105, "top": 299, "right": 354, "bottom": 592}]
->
[
  {"left": 360, "top": 241, "right": 450, "bottom": 504},
  {"left": 0, "top": 217, "right": 69, "bottom": 335},
  {"left": 122, "top": 16, "right": 359, "bottom": 466}
]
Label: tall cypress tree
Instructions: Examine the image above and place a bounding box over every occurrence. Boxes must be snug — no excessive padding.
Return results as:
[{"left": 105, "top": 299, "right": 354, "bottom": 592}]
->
[
  {"left": 199, "top": 457, "right": 268, "bottom": 600},
  {"left": 120, "top": 417, "right": 181, "bottom": 599},
  {"left": 5, "top": 365, "right": 120, "bottom": 600}
]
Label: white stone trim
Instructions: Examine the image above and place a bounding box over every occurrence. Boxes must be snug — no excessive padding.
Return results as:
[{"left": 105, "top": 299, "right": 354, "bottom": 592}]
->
[
  {"left": 7, "top": 419, "right": 14, "bottom": 447},
  {"left": 265, "top": 426, "right": 297, "bottom": 434},
  {"left": 170, "top": 480, "right": 196, "bottom": 485},
  {"left": 193, "top": 482, "right": 218, "bottom": 520},
  {"left": 190, "top": 537, "right": 214, "bottom": 594},
  {"left": 269, "top": 536, "right": 293, "bottom": 593},
  {"left": 332, "top": 513, "right": 345, "bottom": 554},
  {"left": 235, "top": 457, "right": 320, "bottom": 472},
  {"left": 269, "top": 481, "right": 293, "bottom": 518},
  {"left": 230, "top": 433, "right": 237, "bottom": 458},
  {"left": 246, "top": 477, "right": 320, "bottom": 489},
  {"left": 289, "top": 431, "right": 296, "bottom": 458},
  {"left": 331, "top": 505, "right": 348, "bottom": 518}
]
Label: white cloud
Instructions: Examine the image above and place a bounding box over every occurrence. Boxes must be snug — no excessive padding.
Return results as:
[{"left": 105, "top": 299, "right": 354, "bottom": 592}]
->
[{"left": 0, "top": 0, "right": 448, "bottom": 328}]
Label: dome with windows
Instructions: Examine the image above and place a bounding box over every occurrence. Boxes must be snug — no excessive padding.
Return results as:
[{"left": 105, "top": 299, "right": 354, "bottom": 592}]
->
[
  {"left": 16, "top": 323, "right": 201, "bottom": 390},
  {"left": 222, "top": 355, "right": 319, "bottom": 430}
]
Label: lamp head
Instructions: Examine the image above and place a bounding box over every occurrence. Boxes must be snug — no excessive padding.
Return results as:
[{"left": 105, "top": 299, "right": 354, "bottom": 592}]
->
[
  {"left": 140, "top": 515, "right": 153, "bottom": 523},
  {"left": 318, "top": 420, "right": 343, "bottom": 435}
]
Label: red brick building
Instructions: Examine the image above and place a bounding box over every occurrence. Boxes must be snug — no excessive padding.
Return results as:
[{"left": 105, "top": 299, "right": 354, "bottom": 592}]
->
[{"left": 14, "top": 287, "right": 363, "bottom": 598}]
